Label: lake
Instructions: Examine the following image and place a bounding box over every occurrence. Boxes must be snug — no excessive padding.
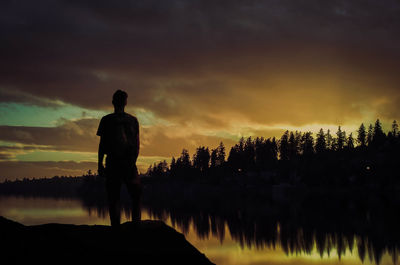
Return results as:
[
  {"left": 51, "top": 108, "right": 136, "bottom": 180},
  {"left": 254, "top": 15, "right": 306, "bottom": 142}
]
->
[{"left": 0, "top": 191, "right": 398, "bottom": 265}]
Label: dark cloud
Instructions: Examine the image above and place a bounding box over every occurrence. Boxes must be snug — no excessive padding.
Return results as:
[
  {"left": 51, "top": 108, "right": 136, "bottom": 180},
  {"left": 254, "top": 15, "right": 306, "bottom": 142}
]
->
[
  {"left": 0, "top": 88, "right": 64, "bottom": 107},
  {"left": 0, "top": 153, "right": 13, "bottom": 160},
  {"left": 0, "top": 118, "right": 99, "bottom": 152},
  {"left": 1, "top": 0, "right": 400, "bottom": 126},
  {"left": 0, "top": 145, "right": 55, "bottom": 161}
]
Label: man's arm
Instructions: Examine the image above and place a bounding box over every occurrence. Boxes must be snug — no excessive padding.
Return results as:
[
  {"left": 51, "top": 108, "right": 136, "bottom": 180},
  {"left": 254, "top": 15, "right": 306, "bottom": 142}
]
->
[
  {"left": 136, "top": 123, "right": 140, "bottom": 163},
  {"left": 98, "top": 136, "right": 105, "bottom": 176},
  {"left": 97, "top": 117, "right": 106, "bottom": 176}
]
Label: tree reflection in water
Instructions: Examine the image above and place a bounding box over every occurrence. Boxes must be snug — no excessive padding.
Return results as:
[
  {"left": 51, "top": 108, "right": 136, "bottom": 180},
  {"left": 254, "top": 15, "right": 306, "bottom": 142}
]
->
[{"left": 80, "top": 184, "right": 400, "bottom": 264}]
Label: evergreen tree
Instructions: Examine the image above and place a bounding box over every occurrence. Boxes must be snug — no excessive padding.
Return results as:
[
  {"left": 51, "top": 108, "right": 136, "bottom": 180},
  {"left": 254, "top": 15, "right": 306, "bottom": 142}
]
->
[
  {"left": 326, "top": 129, "right": 333, "bottom": 150},
  {"left": 170, "top": 157, "right": 176, "bottom": 172},
  {"left": 295, "top": 131, "right": 302, "bottom": 154},
  {"left": 156, "top": 160, "right": 168, "bottom": 174},
  {"left": 210, "top": 143, "right": 226, "bottom": 168},
  {"left": 216, "top": 142, "right": 226, "bottom": 166},
  {"left": 148, "top": 162, "right": 157, "bottom": 176},
  {"left": 336, "top": 126, "right": 345, "bottom": 150},
  {"left": 171, "top": 157, "right": 176, "bottom": 167},
  {"left": 288, "top": 131, "right": 299, "bottom": 160},
  {"left": 372, "top": 119, "right": 385, "bottom": 145},
  {"left": 228, "top": 138, "right": 247, "bottom": 171},
  {"left": 177, "top": 149, "right": 191, "bottom": 169},
  {"left": 228, "top": 146, "right": 239, "bottom": 168},
  {"left": 193, "top": 146, "right": 210, "bottom": 172},
  {"left": 367, "top": 124, "right": 373, "bottom": 146},
  {"left": 392, "top": 120, "right": 399, "bottom": 137},
  {"left": 347, "top": 133, "right": 354, "bottom": 150},
  {"left": 210, "top": 148, "right": 217, "bottom": 168},
  {"left": 244, "top": 137, "right": 255, "bottom": 170},
  {"left": 238, "top": 137, "right": 245, "bottom": 152},
  {"left": 301, "top": 132, "right": 314, "bottom": 156},
  {"left": 357, "top": 123, "right": 366, "bottom": 147},
  {"left": 254, "top": 137, "right": 265, "bottom": 169},
  {"left": 271, "top": 137, "right": 278, "bottom": 161},
  {"left": 279, "top": 131, "right": 289, "bottom": 160},
  {"left": 147, "top": 164, "right": 153, "bottom": 176},
  {"left": 315, "top": 128, "right": 326, "bottom": 154},
  {"left": 255, "top": 137, "right": 277, "bottom": 170}
]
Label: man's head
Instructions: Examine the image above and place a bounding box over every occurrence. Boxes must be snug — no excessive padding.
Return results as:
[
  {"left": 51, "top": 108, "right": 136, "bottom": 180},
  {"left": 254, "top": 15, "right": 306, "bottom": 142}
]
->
[{"left": 112, "top": 90, "right": 128, "bottom": 108}]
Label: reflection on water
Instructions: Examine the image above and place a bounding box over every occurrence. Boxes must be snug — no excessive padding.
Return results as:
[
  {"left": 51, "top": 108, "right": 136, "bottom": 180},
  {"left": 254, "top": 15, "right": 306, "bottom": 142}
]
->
[
  {"left": 1, "top": 188, "right": 399, "bottom": 265},
  {"left": 141, "top": 189, "right": 400, "bottom": 265}
]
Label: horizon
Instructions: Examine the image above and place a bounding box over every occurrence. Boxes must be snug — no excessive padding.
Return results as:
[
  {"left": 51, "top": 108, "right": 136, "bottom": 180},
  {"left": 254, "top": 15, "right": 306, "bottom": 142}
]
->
[{"left": 0, "top": 118, "right": 396, "bottom": 182}]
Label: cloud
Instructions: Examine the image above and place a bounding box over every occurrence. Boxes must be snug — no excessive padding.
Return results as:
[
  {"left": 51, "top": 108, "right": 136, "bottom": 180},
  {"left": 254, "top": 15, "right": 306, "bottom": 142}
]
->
[
  {"left": 0, "top": 119, "right": 99, "bottom": 152},
  {"left": 0, "top": 161, "right": 97, "bottom": 181},
  {"left": 141, "top": 125, "right": 238, "bottom": 157},
  {"left": 0, "top": 117, "right": 240, "bottom": 158},
  {"left": 0, "top": 0, "right": 399, "bottom": 128},
  {"left": 0, "top": 145, "right": 55, "bottom": 161},
  {"left": 0, "top": 88, "right": 64, "bottom": 108}
]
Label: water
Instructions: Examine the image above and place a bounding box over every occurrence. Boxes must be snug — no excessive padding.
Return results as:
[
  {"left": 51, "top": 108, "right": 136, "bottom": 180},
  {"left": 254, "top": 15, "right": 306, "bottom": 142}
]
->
[{"left": 0, "top": 193, "right": 399, "bottom": 265}]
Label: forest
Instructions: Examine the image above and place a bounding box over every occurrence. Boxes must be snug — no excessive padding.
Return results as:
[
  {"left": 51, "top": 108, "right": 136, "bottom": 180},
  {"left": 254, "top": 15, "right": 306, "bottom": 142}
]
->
[{"left": 147, "top": 119, "right": 400, "bottom": 188}]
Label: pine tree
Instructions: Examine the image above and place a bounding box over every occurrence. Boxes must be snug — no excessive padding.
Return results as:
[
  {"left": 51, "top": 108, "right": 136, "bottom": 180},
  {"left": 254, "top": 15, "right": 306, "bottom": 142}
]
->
[
  {"left": 177, "top": 149, "right": 191, "bottom": 169},
  {"left": 288, "top": 131, "right": 299, "bottom": 160},
  {"left": 392, "top": 120, "right": 399, "bottom": 137},
  {"left": 271, "top": 137, "right": 278, "bottom": 161},
  {"left": 244, "top": 137, "right": 255, "bottom": 170},
  {"left": 228, "top": 145, "right": 239, "bottom": 168},
  {"left": 170, "top": 157, "right": 176, "bottom": 171},
  {"left": 210, "top": 149, "right": 217, "bottom": 168},
  {"left": 147, "top": 164, "right": 153, "bottom": 176},
  {"left": 357, "top": 123, "right": 366, "bottom": 147},
  {"left": 279, "top": 130, "right": 289, "bottom": 160},
  {"left": 347, "top": 133, "right": 354, "bottom": 150},
  {"left": 216, "top": 142, "right": 226, "bottom": 166},
  {"left": 156, "top": 160, "right": 168, "bottom": 174},
  {"left": 367, "top": 124, "right": 373, "bottom": 146},
  {"left": 326, "top": 129, "right": 333, "bottom": 150},
  {"left": 295, "top": 131, "right": 302, "bottom": 151},
  {"left": 372, "top": 119, "right": 385, "bottom": 145},
  {"left": 315, "top": 128, "right": 326, "bottom": 154},
  {"left": 336, "top": 126, "right": 345, "bottom": 150},
  {"left": 254, "top": 137, "right": 265, "bottom": 169},
  {"left": 301, "top": 132, "right": 314, "bottom": 156},
  {"left": 193, "top": 146, "right": 210, "bottom": 172},
  {"left": 238, "top": 137, "right": 245, "bottom": 152}
]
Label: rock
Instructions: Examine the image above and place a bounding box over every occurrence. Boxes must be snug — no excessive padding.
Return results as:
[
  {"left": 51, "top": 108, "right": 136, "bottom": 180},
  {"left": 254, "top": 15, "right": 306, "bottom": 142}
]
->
[{"left": 0, "top": 216, "right": 214, "bottom": 265}]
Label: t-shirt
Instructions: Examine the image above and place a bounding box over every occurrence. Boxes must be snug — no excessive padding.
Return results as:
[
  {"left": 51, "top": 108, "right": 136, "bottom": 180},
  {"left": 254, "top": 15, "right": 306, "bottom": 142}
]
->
[{"left": 97, "top": 112, "right": 139, "bottom": 160}]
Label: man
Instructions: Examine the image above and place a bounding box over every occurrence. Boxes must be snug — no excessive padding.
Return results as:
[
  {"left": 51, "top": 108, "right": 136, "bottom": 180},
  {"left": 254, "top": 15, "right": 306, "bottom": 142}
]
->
[{"left": 97, "top": 90, "right": 141, "bottom": 229}]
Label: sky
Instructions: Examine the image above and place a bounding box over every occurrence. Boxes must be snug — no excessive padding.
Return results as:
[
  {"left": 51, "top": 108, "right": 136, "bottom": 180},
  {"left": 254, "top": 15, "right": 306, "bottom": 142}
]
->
[{"left": 0, "top": 0, "right": 400, "bottom": 180}]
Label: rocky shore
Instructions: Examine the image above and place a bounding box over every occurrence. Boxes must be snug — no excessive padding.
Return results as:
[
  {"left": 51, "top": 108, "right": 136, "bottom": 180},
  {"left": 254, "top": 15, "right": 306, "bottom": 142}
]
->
[{"left": 0, "top": 216, "right": 214, "bottom": 265}]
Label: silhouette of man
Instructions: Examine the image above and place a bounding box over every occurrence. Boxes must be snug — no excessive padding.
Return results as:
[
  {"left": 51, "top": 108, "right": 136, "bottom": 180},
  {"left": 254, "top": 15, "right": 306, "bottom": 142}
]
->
[{"left": 97, "top": 90, "right": 141, "bottom": 229}]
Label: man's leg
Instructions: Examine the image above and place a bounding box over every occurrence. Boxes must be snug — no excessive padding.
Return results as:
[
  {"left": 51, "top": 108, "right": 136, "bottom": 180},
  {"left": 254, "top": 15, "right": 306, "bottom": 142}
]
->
[
  {"left": 125, "top": 176, "right": 142, "bottom": 221},
  {"left": 105, "top": 175, "right": 122, "bottom": 228}
]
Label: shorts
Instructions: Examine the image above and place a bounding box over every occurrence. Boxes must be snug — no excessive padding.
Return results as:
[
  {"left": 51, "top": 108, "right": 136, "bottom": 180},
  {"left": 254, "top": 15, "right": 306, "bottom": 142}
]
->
[{"left": 105, "top": 156, "right": 138, "bottom": 182}]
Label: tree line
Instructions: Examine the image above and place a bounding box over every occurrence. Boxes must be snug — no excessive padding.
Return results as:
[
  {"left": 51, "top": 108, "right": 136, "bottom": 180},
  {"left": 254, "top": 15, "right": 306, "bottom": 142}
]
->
[{"left": 147, "top": 119, "right": 400, "bottom": 187}]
